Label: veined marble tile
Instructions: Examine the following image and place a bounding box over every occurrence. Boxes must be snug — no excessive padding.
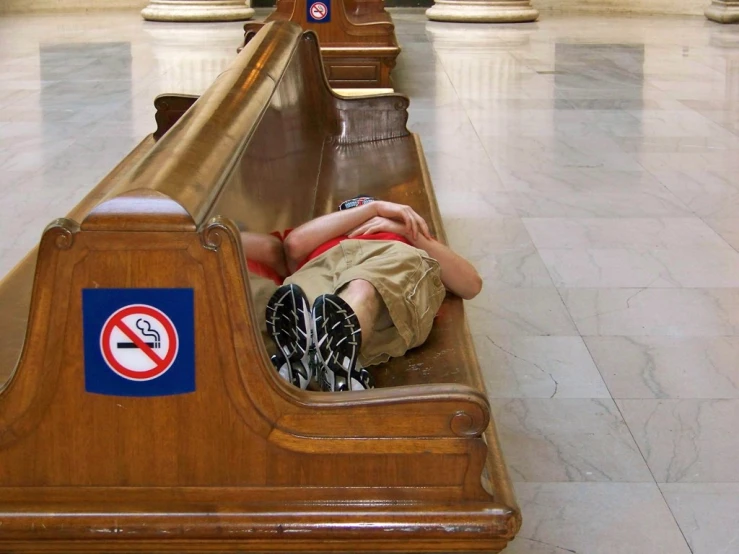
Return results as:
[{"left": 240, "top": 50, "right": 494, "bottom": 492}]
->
[
  {"left": 0, "top": 88, "right": 38, "bottom": 109},
  {"left": 615, "top": 134, "right": 739, "bottom": 153},
  {"left": 458, "top": 84, "right": 558, "bottom": 103},
  {"left": 637, "top": 151, "right": 739, "bottom": 174},
  {"left": 506, "top": 483, "right": 691, "bottom": 554},
  {"left": 448, "top": 75, "right": 553, "bottom": 103},
  {"left": 564, "top": 98, "right": 688, "bottom": 110},
  {"left": 648, "top": 168, "right": 739, "bottom": 218},
  {"left": 419, "top": 124, "right": 489, "bottom": 163},
  {"left": 705, "top": 218, "right": 739, "bottom": 250},
  {"left": 0, "top": 103, "right": 116, "bottom": 124},
  {"left": 679, "top": 99, "right": 738, "bottom": 112},
  {"left": 464, "top": 98, "right": 570, "bottom": 110},
  {"left": 0, "top": 246, "right": 33, "bottom": 281},
  {"left": 560, "top": 288, "right": 739, "bottom": 336},
  {"left": 490, "top": 398, "right": 653, "bottom": 482},
  {"left": 388, "top": 74, "right": 459, "bottom": 106},
  {"left": 407, "top": 106, "right": 470, "bottom": 135},
  {"left": 618, "top": 399, "right": 739, "bottom": 483},
  {"left": 697, "top": 109, "right": 739, "bottom": 135},
  {"left": 497, "top": 167, "right": 692, "bottom": 217},
  {"left": 482, "top": 134, "right": 644, "bottom": 171},
  {"left": 462, "top": 245, "right": 554, "bottom": 289},
  {"left": 467, "top": 288, "right": 578, "bottom": 337},
  {"left": 468, "top": 108, "right": 640, "bottom": 137},
  {"left": 9, "top": 90, "right": 131, "bottom": 112},
  {"left": 479, "top": 129, "right": 623, "bottom": 154},
  {"left": 507, "top": 189, "right": 691, "bottom": 218},
  {"left": 539, "top": 247, "right": 739, "bottom": 288},
  {"left": 53, "top": 135, "right": 139, "bottom": 161},
  {"left": 648, "top": 79, "right": 736, "bottom": 100},
  {"left": 41, "top": 79, "right": 134, "bottom": 97},
  {"left": 641, "top": 59, "right": 724, "bottom": 81},
  {"left": 616, "top": 110, "right": 739, "bottom": 139},
  {"left": 435, "top": 190, "right": 518, "bottom": 219},
  {"left": 444, "top": 217, "right": 534, "bottom": 251},
  {"left": 700, "top": 195, "right": 739, "bottom": 220},
  {"left": 22, "top": 163, "right": 113, "bottom": 193},
  {"left": 424, "top": 152, "right": 506, "bottom": 193},
  {"left": 541, "top": 72, "right": 644, "bottom": 93},
  {"left": 553, "top": 87, "right": 664, "bottom": 101},
  {"left": 660, "top": 483, "right": 739, "bottom": 554},
  {"left": 475, "top": 335, "right": 609, "bottom": 399},
  {"left": 0, "top": 137, "right": 76, "bottom": 172},
  {"left": 38, "top": 120, "right": 139, "bottom": 140},
  {"left": 586, "top": 337, "right": 739, "bottom": 399},
  {"left": 498, "top": 165, "right": 677, "bottom": 193},
  {"left": 524, "top": 217, "right": 728, "bottom": 250}
]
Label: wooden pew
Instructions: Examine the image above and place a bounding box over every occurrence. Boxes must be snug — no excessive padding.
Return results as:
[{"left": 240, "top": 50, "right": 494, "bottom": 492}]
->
[
  {"left": 0, "top": 21, "right": 520, "bottom": 552},
  {"left": 243, "top": 0, "right": 400, "bottom": 88}
]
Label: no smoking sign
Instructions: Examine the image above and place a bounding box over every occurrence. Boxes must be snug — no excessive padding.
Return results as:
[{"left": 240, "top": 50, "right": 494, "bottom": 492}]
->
[
  {"left": 307, "top": 0, "right": 331, "bottom": 23},
  {"left": 83, "top": 289, "right": 195, "bottom": 397},
  {"left": 100, "top": 305, "right": 178, "bottom": 381}
]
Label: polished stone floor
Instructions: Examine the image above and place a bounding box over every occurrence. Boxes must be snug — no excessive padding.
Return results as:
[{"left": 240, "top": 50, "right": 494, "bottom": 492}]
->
[{"left": 2, "top": 8, "right": 739, "bottom": 554}]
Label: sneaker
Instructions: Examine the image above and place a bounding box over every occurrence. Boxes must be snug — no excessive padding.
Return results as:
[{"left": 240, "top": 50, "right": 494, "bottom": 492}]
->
[
  {"left": 312, "top": 294, "right": 374, "bottom": 391},
  {"left": 271, "top": 352, "right": 312, "bottom": 390},
  {"left": 265, "top": 284, "right": 313, "bottom": 389}
]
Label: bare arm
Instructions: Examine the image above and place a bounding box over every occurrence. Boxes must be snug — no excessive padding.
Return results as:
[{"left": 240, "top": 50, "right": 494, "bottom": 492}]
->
[
  {"left": 240, "top": 232, "right": 288, "bottom": 279},
  {"left": 283, "top": 201, "right": 430, "bottom": 272},
  {"left": 410, "top": 234, "right": 482, "bottom": 300},
  {"left": 349, "top": 216, "right": 482, "bottom": 300}
]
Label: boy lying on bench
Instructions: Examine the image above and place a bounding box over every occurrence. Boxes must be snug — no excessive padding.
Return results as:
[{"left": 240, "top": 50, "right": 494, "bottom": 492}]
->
[{"left": 265, "top": 197, "right": 482, "bottom": 392}]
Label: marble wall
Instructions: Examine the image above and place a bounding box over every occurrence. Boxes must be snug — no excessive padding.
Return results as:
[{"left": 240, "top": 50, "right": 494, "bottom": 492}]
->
[{"left": 532, "top": 0, "right": 706, "bottom": 16}]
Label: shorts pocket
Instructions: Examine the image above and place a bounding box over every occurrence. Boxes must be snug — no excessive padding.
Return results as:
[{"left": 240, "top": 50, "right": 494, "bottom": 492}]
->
[{"left": 406, "top": 253, "right": 446, "bottom": 347}]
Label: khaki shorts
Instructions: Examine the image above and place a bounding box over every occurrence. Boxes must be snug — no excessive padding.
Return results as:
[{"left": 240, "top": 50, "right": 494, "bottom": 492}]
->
[{"left": 284, "top": 240, "right": 446, "bottom": 366}]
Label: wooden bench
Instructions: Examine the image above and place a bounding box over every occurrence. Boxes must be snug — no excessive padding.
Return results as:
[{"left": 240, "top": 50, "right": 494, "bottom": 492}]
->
[
  {"left": 0, "top": 21, "right": 520, "bottom": 552},
  {"left": 243, "top": 0, "right": 400, "bottom": 88}
]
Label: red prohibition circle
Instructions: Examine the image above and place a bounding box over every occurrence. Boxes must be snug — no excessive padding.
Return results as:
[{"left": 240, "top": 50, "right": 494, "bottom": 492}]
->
[
  {"left": 100, "top": 304, "right": 179, "bottom": 381},
  {"left": 310, "top": 2, "right": 328, "bottom": 19}
]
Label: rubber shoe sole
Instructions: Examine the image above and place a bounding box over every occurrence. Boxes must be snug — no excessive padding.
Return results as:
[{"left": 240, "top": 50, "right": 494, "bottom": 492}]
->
[
  {"left": 312, "top": 294, "right": 374, "bottom": 392},
  {"left": 265, "top": 284, "right": 312, "bottom": 389}
]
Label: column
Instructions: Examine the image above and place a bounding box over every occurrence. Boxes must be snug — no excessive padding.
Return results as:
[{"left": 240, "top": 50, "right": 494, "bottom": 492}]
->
[
  {"left": 141, "top": 0, "right": 254, "bottom": 22},
  {"left": 426, "top": 0, "right": 538, "bottom": 23},
  {"left": 706, "top": 1, "right": 739, "bottom": 23}
]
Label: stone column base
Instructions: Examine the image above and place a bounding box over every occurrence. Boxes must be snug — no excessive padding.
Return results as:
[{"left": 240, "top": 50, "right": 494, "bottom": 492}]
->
[
  {"left": 706, "top": 1, "right": 739, "bottom": 23},
  {"left": 426, "top": 1, "right": 539, "bottom": 23},
  {"left": 142, "top": 1, "right": 254, "bottom": 22}
]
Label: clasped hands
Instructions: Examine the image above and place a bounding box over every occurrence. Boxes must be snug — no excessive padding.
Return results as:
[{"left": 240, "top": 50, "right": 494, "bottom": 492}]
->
[{"left": 348, "top": 201, "right": 432, "bottom": 242}]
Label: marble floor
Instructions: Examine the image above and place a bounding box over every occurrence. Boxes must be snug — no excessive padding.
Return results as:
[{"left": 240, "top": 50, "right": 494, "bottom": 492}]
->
[{"left": 1, "top": 8, "right": 739, "bottom": 554}]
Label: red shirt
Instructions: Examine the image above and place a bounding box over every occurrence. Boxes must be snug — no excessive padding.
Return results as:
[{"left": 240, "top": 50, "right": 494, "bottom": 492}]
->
[{"left": 246, "top": 260, "right": 284, "bottom": 285}]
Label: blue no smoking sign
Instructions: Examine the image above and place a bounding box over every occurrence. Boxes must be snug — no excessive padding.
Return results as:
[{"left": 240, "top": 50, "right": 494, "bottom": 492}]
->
[
  {"left": 82, "top": 288, "right": 195, "bottom": 397},
  {"left": 307, "top": 0, "right": 331, "bottom": 23}
]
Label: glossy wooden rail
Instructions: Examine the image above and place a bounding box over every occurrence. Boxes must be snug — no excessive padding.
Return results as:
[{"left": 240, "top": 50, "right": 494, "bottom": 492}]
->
[
  {"left": 243, "top": 0, "right": 400, "bottom": 88},
  {"left": 0, "top": 21, "right": 520, "bottom": 552}
]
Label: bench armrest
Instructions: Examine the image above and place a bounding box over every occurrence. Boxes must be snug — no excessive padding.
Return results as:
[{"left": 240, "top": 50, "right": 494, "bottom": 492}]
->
[{"left": 275, "top": 383, "right": 491, "bottom": 440}]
